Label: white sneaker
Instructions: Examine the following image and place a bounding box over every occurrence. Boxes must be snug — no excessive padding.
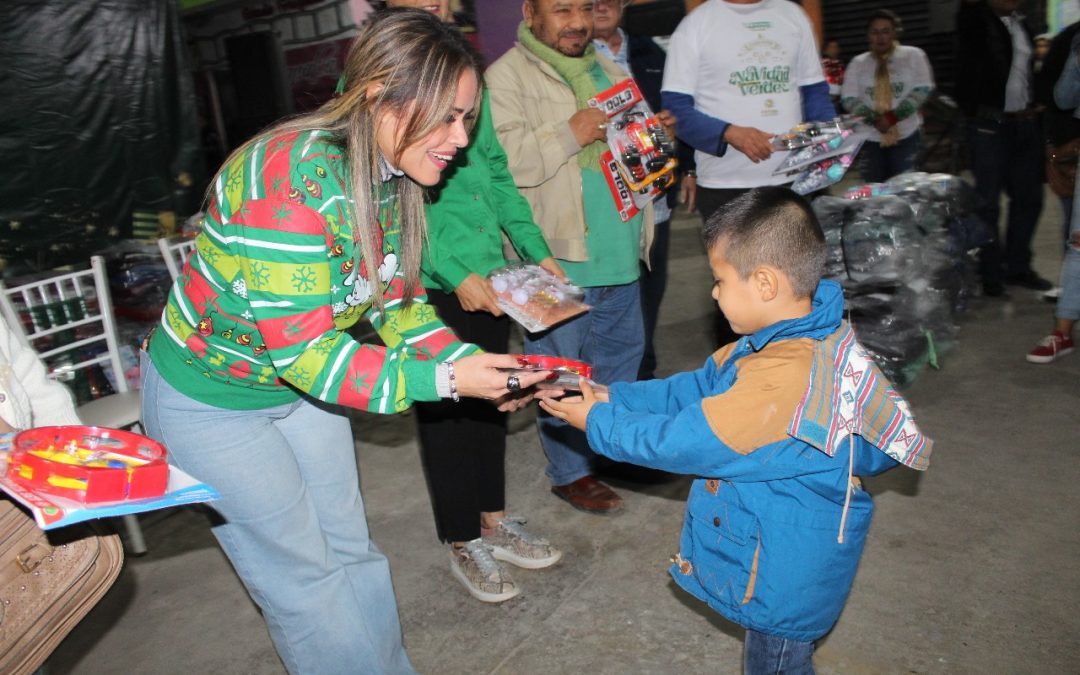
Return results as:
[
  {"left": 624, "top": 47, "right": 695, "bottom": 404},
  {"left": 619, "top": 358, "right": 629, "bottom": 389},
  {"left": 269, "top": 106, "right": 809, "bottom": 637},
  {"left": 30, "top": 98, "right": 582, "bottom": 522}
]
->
[
  {"left": 484, "top": 516, "right": 562, "bottom": 570},
  {"left": 449, "top": 539, "right": 519, "bottom": 603}
]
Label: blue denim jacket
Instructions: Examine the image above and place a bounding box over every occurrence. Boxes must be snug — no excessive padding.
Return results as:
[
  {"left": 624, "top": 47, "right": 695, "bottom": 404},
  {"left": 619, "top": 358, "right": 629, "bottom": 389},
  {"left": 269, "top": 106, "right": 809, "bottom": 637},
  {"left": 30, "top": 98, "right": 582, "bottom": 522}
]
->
[{"left": 585, "top": 281, "right": 931, "bottom": 640}]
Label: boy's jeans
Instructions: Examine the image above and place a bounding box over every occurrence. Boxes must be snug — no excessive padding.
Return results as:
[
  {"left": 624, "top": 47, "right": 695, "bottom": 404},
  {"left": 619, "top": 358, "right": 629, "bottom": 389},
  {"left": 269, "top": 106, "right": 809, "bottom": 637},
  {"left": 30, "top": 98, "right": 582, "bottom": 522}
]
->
[
  {"left": 525, "top": 282, "right": 644, "bottom": 486},
  {"left": 140, "top": 355, "right": 415, "bottom": 675},
  {"left": 744, "top": 630, "right": 815, "bottom": 675}
]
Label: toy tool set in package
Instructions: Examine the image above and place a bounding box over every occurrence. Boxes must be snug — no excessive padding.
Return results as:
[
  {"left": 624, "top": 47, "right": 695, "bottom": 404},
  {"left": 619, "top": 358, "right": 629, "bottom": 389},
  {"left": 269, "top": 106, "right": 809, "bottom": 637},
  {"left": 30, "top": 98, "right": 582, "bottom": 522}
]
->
[
  {"left": 588, "top": 79, "right": 678, "bottom": 222},
  {"left": 771, "top": 117, "right": 868, "bottom": 195},
  {"left": 488, "top": 263, "right": 590, "bottom": 333}
]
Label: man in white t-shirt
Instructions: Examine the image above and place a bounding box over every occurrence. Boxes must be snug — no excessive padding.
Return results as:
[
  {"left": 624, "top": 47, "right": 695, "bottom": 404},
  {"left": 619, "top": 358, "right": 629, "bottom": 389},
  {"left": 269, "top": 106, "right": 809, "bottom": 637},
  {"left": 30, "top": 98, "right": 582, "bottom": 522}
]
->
[
  {"left": 661, "top": 0, "right": 835, "bottom": 222},
  {"left": 842, "top": 9, "right": 934, "bottom": 182}
]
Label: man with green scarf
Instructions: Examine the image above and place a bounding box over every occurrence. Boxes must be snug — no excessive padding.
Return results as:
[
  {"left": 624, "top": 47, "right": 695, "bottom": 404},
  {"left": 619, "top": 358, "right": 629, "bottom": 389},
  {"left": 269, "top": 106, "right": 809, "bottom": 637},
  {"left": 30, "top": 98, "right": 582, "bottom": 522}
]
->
[{"left": 487, "top": 0, "right": 656, "bottom": 514}]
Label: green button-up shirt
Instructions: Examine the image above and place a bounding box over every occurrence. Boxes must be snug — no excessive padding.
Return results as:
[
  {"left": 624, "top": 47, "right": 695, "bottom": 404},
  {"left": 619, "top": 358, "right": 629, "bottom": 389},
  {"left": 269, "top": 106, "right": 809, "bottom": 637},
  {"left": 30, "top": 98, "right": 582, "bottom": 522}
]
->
[{"left": 421, "top": 90, "right": 553, "bottom": 293}]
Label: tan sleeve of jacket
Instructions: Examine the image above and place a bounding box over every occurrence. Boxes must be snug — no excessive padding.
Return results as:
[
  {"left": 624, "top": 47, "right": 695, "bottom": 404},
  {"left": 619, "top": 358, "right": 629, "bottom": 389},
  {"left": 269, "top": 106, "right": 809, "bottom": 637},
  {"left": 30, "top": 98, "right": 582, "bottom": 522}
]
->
[
  {"left": 486, "top": 48, "right": 584, "bottom": 188},
  {"left": 701, "top": 339, "right": 814, "bottom": 456}
]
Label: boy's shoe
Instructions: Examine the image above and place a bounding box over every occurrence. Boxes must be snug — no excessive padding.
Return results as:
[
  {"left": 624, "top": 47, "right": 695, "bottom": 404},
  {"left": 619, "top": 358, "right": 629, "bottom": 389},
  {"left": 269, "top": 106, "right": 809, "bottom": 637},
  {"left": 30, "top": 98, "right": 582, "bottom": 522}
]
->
[
  {"left": 485, "top": 517, "right": 562, "bottom": 570},
  {"left": 450, "top": 539, "right": 519, "bottom": 603},
  {"left": 1026, "top": 331, "right": 1075, "bottom": 364}
]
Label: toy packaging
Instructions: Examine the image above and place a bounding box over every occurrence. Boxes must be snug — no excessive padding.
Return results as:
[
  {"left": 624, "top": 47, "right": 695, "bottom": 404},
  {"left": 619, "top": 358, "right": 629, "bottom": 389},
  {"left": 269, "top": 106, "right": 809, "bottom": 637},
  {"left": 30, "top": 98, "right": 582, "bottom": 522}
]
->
[
  {"left": 0, "top": 428, "right": 219, "bottom": 530},
  {"left": 769, "top": 118, "right": 867, "bottom": 196},
  {"left": 498, "top": 355, "right": 604, "bottom": 392},
  {"left": 489, "top": 263, "right": 590, "bottom": 333},
  {"left": 769, "top": 117, "right": 854, "bottom": 150},
  {"left": 588, "top": 79, "right": 678, "bottom": 222},
  {"left": 8, "top": 426, "right": 169, "bottom": 503}
]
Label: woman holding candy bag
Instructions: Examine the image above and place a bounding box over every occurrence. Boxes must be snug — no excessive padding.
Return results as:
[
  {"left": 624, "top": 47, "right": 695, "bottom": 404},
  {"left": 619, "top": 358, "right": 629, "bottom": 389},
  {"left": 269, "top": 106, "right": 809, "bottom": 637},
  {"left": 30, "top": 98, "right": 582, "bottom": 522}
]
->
[{"left": 385, "top": 0, "right": 567, "bottom": 605}]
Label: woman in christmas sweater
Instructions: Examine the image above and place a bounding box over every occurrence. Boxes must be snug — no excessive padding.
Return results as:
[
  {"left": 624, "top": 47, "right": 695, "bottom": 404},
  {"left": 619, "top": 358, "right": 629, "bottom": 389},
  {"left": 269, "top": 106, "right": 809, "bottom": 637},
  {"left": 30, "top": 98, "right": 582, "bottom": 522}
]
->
[{"left": 140, "top": 10, "right": 550, "bottom": 675}]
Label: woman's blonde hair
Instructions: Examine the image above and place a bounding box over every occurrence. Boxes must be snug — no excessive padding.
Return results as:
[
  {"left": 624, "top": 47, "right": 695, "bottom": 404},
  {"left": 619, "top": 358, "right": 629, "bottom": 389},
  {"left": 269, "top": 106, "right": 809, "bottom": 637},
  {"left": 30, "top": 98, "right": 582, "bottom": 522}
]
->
[{"left": 213, "top": 9, "right": 481, "bottom": 308}]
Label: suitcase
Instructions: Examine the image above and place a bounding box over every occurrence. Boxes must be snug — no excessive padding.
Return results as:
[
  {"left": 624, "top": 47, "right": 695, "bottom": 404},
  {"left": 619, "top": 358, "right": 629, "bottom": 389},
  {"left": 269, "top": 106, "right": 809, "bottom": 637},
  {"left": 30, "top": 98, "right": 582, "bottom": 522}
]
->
[{"left": 0, "top": 499, "right": 123, "bottom": 675}]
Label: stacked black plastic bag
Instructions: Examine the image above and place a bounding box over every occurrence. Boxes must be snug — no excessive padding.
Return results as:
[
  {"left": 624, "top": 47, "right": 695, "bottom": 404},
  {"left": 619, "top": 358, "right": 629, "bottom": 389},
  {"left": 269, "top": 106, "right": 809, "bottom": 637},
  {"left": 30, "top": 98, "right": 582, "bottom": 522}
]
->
[{"left": 812, "top": 173, "right": 992, "bottom": 388}]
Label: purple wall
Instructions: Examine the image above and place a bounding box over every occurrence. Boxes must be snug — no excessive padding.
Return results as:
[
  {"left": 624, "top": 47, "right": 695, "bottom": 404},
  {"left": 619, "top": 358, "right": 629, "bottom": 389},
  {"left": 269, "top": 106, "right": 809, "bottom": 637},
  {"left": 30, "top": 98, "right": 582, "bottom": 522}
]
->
[{"left": 474, "top": 0, "right": 523, "bottom": 65}]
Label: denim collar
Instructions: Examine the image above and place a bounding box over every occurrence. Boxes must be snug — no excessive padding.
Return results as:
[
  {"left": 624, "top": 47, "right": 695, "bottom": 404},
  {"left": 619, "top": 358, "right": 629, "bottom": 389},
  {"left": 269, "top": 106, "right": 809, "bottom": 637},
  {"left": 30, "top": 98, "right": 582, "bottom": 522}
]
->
[{"left": 745, "top": 279, "right": 844, "bottom": 352}]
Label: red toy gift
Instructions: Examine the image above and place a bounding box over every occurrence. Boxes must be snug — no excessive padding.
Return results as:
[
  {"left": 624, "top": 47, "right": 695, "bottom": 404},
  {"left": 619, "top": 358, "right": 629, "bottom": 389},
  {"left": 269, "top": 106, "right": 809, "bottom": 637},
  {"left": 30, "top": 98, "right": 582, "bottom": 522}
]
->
[
  {"left": 8, "top": 426, "right": 169, "bottom": 503},
  {"left": 499, "top": 355, "right": 602, "bottom": 391}
]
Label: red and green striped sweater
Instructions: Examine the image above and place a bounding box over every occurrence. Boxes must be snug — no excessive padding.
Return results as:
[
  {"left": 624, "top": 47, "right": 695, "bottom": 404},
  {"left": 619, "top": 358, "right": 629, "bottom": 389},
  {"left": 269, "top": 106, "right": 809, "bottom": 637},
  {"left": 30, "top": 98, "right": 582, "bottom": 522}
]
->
[{"left": 148, "top": 129, "right": 478, "bottom": 412}]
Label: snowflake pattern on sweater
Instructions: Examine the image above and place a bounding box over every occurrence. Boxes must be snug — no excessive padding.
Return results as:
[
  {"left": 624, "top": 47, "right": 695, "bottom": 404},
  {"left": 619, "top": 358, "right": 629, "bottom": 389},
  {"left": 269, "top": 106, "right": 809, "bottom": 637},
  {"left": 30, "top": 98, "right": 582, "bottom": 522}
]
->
[{"left": 149, "top": 129, "right": 477, "bottom": 413}]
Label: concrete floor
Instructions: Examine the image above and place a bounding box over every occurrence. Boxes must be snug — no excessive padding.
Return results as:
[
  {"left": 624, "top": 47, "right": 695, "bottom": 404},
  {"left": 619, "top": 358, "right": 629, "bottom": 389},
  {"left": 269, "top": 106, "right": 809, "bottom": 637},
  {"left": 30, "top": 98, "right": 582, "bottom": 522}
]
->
[{"left": 47, "top": 191, "right": 1079, "bottom": 674}]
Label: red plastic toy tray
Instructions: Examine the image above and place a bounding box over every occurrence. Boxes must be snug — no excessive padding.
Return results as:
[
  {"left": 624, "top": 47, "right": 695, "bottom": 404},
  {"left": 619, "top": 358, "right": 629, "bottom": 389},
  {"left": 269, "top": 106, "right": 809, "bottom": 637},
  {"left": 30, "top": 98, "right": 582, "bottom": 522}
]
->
[{"left": 8, "top": 426, "right": 169, "bottom": 504}]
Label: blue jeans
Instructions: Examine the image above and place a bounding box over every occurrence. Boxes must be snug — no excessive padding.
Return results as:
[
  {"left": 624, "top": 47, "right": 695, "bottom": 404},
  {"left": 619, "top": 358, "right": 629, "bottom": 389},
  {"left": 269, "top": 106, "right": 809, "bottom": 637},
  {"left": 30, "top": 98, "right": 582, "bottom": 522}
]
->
[
  {"left": 744, "top": 630, "right": 815, "bottom": 675},
  {"left": 859, "top": 130, "right": 921, "bottom": 183},
  {"left": 967, "top": 116, "right": 1045, "bottom": 283},
  {"left": 140, "top": 355, "right": 415, "bottom": 675},
  {"left": 525, "top": 282, "right": 644, "bottom": 486},
  {"left": 1059, "top": 169, "right": 1080, "bottom": 321}
]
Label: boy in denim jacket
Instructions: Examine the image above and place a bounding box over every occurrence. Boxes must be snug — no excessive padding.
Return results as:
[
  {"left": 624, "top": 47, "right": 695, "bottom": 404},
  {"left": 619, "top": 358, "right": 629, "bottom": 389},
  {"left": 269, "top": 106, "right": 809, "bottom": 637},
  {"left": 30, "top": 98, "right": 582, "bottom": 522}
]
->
[{"left": 542, "top": 187, "right": 932, "bottom": 674}]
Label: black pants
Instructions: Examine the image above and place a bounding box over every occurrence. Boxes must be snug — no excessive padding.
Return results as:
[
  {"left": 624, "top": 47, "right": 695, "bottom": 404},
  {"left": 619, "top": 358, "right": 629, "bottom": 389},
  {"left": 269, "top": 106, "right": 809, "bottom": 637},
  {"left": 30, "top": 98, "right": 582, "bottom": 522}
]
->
[
  {"left": 415, "top": 289, "right": 509, "bottom": 543},
  {"left": 967, "top": 116, "right": 1045, "bottom": 285},
  {"left": 697, "top": 186, "right": 749, "bottom": 347},
  {"left": 638, "top": 218, "right": 670, "bottom": 379}
]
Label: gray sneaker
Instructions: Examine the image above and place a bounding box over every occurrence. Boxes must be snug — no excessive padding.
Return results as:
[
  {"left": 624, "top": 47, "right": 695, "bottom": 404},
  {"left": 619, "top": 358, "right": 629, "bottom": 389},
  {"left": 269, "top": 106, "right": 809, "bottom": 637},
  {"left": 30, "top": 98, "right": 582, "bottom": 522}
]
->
[
  {"left": 450, "top": 539, "right": 519, "bottom": 603},
  {"left": 485, "top": 516, "right": 563, "bottom": 570}
]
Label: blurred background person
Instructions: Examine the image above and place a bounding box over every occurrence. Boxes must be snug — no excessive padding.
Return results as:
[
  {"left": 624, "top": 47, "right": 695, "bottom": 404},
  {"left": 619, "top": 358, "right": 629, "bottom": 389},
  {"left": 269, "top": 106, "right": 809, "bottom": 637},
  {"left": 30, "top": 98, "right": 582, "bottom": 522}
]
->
[
  {"left": 822, "top": 38, "right": 846, "bottom": 105},
  {"left": 842, "top": 9, "right": 934, "bottom": 183},
  {"left": 956, "top": 0, "right": 1050, "bottom": 296}
]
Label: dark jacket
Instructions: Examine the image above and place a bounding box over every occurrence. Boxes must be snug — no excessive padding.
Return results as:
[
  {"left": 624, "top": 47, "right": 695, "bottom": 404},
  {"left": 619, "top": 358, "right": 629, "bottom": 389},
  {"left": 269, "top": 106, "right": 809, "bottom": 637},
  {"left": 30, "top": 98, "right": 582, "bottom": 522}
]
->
[
  {"left": 1036, "top": 21, "right": 1080, "bottom": 145},
  {"left": 955, "top": 0, "right": 1035, "bottom": 118}
]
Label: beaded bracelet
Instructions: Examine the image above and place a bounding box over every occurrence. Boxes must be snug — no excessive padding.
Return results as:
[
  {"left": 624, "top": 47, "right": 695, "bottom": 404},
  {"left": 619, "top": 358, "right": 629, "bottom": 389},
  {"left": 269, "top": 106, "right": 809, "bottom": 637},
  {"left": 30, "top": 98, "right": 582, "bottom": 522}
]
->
[{"left": 446, "top": 360, "right": 460, "bottom": 403}]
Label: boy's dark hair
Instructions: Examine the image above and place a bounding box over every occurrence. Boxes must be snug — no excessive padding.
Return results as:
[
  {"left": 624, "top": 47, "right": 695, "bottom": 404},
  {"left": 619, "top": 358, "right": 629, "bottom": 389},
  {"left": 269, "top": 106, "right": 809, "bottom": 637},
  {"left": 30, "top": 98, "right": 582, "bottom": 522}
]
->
[
  {"left": 867, "top": 9, "right": 903, "bottom": 34},
  {"left": 703, "top": 187, "right": 826, "bottom": 298}
]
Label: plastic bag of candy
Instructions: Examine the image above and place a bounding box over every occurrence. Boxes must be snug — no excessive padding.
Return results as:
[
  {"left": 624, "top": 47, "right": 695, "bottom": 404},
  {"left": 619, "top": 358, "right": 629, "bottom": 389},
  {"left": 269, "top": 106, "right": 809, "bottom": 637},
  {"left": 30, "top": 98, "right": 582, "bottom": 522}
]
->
[{"left": 488, "top": 263, "right": 590, "bottom": 333}]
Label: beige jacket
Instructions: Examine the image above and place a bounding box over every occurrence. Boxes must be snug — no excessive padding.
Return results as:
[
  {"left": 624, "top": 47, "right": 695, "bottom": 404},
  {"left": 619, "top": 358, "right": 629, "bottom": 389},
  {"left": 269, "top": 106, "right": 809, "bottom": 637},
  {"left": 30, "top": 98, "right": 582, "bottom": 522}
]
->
[{"left": 486, "top": 42, "right": 655, "bottom": 264}]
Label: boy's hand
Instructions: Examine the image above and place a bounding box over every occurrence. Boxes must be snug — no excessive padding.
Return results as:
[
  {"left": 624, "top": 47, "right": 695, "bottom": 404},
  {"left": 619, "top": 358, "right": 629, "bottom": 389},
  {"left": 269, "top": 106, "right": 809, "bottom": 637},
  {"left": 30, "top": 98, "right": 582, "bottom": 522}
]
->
[{"left": 539, "top": 379, "right": 603, "bottom": 431}]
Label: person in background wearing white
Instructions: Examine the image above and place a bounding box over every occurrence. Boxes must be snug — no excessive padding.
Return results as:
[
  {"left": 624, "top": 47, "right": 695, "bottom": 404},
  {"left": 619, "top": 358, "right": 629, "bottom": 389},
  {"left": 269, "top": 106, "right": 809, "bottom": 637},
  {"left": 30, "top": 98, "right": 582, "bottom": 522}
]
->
[
  {"left": 660, "top": 0, "right": 834, "bottom": 346},
  {"left": 842, "top": 9, "right": 933, "bottom": 183},
  {"left": 660, "top": 0, "right": 835, "bottom": 224}
]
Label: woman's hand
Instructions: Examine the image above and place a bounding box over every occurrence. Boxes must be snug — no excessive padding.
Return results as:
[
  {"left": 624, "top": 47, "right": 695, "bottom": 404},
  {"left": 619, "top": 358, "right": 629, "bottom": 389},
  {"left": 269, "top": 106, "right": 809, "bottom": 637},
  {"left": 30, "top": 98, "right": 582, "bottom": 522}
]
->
[
  {"left": 453, "top": 353, "right": 553, "bottom": 405},
  {"left": 537, "top": 256, "right": 568, "bottom": 282},
  {"left": 454, "top": 273, "right": 503, "bottom": 315}
]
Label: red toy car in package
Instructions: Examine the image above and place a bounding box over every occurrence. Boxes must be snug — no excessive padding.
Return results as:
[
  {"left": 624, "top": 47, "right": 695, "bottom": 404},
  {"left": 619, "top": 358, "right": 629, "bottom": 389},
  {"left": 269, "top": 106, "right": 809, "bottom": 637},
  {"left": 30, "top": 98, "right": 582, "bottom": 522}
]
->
[{"left": 588, "top": 79, "right": 678, "bottom": 222}]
